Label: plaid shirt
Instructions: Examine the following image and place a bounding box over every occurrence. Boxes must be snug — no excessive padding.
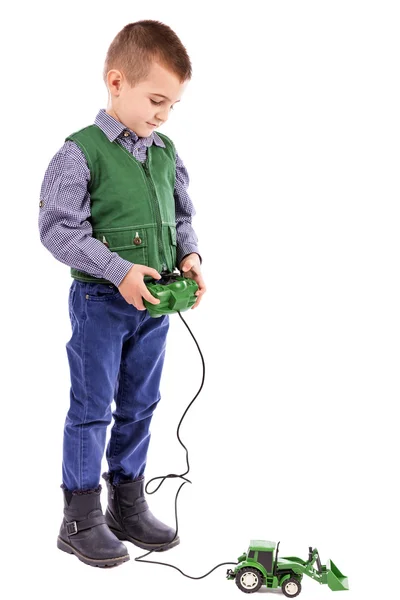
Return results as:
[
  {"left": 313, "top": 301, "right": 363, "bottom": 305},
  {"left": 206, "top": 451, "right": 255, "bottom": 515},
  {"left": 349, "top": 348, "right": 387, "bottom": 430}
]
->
[{"left": 38, "top": 108, "right": 201, "bottom": 287}]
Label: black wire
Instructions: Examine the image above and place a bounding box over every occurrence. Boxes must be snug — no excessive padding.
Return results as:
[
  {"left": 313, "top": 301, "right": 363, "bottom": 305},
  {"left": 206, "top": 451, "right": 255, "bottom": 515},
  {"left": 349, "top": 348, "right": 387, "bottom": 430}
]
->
[
  {"left": 135, "top": 310, "right": 238, "bottom": 577},
  {"left": 143, "top": 310, "right": 205, "bottom": 496}
]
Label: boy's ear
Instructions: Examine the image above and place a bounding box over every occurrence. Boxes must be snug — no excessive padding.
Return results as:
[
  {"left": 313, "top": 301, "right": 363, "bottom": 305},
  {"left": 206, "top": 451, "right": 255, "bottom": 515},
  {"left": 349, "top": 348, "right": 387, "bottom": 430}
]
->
[{"left": 106, "top": 69, "right": 123, "bottom": 95}]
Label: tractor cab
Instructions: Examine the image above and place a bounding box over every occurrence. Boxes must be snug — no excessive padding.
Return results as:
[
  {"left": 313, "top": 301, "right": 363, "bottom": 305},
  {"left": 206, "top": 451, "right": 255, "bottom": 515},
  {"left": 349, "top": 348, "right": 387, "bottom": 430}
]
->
[{"left": 245, "top": 540, "right": 276, "bottom": 574}]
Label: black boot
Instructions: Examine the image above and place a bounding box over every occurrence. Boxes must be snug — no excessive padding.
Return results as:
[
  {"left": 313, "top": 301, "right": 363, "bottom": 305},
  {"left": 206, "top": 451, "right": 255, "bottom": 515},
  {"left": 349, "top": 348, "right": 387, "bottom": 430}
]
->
[
  {"left": 102, "top": 472, "right": 180, "bottom": 551},
  {"left": 57, "top": 484, "right": 130, "bottom": 567}
]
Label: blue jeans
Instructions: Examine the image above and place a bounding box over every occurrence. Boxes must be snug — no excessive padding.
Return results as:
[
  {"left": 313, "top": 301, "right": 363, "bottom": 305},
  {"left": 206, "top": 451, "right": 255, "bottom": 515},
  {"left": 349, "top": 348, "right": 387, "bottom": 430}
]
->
[{"left": 63, "top": 280, "right": 170, "bottom": 491}]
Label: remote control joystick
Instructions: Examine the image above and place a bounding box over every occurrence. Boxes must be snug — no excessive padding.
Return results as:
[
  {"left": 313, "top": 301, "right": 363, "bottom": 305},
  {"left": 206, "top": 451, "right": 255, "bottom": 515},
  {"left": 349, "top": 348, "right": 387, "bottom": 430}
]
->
[{"left": 143, "top": 269, "right": 198, "bottom": 317}]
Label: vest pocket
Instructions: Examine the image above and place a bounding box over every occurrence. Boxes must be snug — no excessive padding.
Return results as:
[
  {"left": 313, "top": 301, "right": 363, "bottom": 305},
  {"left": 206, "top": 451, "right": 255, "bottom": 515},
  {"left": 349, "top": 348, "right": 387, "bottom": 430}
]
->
[{"left": 93, "top": 227, "right": 148, "bottom": 265}]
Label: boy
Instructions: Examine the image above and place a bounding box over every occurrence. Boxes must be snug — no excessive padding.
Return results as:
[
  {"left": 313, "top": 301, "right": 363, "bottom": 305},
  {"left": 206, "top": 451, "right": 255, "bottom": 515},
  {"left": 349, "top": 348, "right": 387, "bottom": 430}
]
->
[{"left": 38, "top": 20, "right": 206, "bottom": 568}]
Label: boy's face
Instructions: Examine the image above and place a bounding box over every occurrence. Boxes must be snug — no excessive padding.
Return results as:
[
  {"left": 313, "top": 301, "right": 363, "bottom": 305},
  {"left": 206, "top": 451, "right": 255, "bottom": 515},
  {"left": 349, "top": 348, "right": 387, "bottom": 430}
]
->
[{"left": 106, "top": 60, "right": 188, "bottom": 138}]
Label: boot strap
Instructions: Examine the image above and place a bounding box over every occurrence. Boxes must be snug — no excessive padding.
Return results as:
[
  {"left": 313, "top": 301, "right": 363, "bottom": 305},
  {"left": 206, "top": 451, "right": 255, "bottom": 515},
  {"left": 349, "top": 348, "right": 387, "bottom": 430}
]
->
[
  {"left": 66, "top": 515, "right": 106, "bottom": 536},
  {"left": 123, "top": 498, "right": 149, "bottom": 519}
]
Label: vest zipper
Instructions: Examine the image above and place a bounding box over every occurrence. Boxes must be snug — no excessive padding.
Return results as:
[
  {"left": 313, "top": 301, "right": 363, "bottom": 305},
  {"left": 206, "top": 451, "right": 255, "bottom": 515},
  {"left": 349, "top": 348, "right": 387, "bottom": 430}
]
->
[{"left": 141, "top": 160, "right": 167, "bottom": 272}]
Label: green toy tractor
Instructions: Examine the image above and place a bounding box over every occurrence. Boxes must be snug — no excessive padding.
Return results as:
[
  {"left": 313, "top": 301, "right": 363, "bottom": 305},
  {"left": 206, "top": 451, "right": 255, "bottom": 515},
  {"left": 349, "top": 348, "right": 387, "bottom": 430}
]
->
[{"left": 226, "top": 540, "right": 349, "bottom": 596}]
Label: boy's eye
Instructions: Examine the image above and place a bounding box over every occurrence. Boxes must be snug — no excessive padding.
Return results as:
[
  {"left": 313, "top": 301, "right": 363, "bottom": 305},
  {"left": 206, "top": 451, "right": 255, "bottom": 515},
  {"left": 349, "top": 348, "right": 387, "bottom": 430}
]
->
[{"left": 150, "top": 99, "right": 175, "bottom": 110}]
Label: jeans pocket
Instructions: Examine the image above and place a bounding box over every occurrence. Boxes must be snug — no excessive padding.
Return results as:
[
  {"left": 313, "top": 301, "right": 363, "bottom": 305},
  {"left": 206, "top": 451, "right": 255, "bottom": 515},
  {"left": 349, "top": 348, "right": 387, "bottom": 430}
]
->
[
  {"left": 85, "top": 283, "right": 121, "bottom": 302},
  {"left": 68, "top": 285, "right": 77, "bottom": 323}
]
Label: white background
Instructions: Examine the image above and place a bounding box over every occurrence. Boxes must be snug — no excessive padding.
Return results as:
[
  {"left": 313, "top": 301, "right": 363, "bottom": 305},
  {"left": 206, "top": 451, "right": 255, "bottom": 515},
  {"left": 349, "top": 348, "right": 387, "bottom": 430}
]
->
[{"left": 1, "top": 1, "right": 399, "bottom": 598}]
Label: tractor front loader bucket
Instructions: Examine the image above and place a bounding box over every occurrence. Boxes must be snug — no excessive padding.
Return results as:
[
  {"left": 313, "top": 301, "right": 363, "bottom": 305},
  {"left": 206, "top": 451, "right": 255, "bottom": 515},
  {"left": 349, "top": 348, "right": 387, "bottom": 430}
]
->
[{"left": 326, "top": 559, "right": 349, "bottom": 591}]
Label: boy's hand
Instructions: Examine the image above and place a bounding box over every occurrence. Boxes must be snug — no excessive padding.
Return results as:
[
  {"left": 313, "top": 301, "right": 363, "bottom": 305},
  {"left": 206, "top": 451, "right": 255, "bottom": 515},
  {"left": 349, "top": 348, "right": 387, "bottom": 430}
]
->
[
  {"left": 179, "top": 253, "right": 206, "bottom": 309},
  {"left": 118, "top": 264, "right": 161, "bottom": 310}
]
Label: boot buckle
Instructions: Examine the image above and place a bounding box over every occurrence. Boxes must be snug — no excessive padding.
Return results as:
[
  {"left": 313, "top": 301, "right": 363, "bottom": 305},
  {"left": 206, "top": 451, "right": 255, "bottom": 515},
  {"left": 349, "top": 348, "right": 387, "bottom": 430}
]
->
[{"left": 66, "top": 521, "right": 78, "bottom": 536}]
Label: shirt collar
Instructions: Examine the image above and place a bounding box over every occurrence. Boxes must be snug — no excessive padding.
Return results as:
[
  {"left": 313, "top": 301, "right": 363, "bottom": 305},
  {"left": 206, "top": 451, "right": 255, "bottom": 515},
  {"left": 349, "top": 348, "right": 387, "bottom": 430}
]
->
[{"left": 94, "top": 108, "right": 165, "bottom": 148}]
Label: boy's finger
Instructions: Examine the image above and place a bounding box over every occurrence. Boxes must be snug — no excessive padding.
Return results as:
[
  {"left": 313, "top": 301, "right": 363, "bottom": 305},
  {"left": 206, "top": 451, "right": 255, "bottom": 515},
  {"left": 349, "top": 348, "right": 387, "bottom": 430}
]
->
[
  {"left": 142, "top": 287, "right": 161, "bottom": 305},
  {"left": 183, "top": 262, "right": 200, "bottom": 274},
  {"left": 144, "top": 267, "right": 162, "bottom": 279},
  {"left": 129, "top": 290, "right": 144, "bottom": 310},
  {"left": 191, "top": 296, "right": 202, "bottom": 309},
  {"left": 195, "top": 277, "right": 206, "bottom": 292}
]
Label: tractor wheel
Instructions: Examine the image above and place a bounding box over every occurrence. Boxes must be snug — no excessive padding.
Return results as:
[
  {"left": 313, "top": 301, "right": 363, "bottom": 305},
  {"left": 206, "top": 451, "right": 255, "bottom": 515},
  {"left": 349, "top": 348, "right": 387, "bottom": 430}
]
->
[
  {"left": 235, "top": 567, "right": 263, "bottom": 593},
  {"left": 282, "top": 578, "right": 302, "bottom": 597}
]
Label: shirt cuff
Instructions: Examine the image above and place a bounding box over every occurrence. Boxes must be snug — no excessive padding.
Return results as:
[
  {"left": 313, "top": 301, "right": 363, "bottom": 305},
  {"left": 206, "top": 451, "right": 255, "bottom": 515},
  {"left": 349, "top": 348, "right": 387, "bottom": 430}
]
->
[{"left": 103, "top": 256, "right": 134, "bottom": 287}]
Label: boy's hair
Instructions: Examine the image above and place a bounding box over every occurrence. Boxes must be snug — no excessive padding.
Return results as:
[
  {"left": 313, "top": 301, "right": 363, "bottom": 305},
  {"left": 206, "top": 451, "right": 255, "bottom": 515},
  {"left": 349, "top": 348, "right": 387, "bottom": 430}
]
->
[{"left": 103, "top": 20, "right": 192, "bottom": 88}]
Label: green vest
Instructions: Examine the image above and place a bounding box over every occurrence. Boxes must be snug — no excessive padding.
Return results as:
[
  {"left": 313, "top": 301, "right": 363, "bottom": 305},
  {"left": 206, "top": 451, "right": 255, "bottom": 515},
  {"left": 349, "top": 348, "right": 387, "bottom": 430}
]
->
[{"left": 66, "top": 125, "right": 177, "bottom": 284}]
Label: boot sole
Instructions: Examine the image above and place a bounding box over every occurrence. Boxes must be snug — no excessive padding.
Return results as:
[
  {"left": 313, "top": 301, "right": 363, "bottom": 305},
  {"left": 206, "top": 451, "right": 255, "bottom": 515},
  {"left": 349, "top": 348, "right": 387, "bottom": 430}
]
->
[
  {"left": 109, "top": 527, "right": 180, "bottom": 552},
  {"left": 57, "top": 536, "right": 130, "bottom": 567}
]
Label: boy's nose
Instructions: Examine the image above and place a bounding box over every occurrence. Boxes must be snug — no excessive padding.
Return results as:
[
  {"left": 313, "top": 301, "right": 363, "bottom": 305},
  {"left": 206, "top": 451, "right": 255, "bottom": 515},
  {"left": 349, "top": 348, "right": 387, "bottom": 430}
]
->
[{"left": 155, "top": 107, "right": 170, "bottom": 122}]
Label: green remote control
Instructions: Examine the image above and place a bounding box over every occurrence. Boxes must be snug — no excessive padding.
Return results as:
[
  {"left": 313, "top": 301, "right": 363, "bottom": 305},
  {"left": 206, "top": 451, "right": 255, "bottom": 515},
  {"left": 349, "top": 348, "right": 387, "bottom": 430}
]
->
[{"left": 143, "top": 270, "right": 199, "bottom": 318}]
